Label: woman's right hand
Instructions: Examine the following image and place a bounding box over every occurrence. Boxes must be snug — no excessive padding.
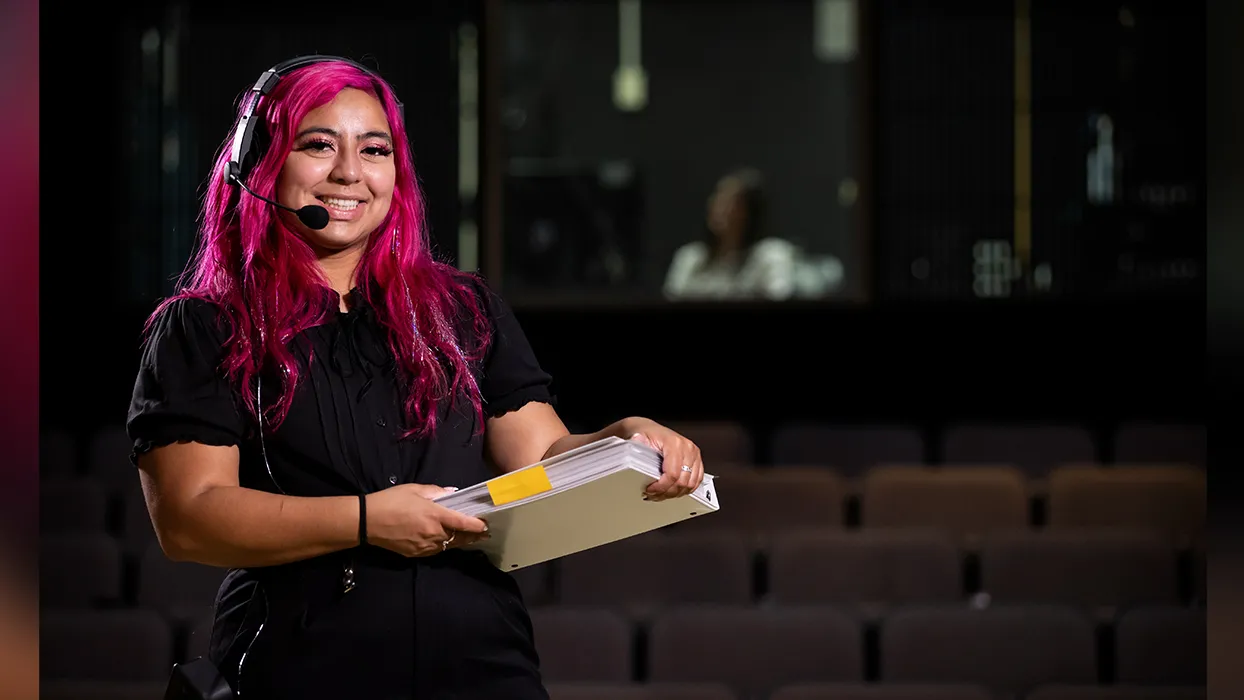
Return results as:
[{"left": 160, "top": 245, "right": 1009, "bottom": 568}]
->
[{"left": 364, "top": 484, "right": 490, "bottom": 557}]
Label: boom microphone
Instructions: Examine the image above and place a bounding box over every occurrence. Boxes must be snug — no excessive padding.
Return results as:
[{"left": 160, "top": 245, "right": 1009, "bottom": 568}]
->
[{"left": 231, "top": 175, "right": 330, "bottom": 230}]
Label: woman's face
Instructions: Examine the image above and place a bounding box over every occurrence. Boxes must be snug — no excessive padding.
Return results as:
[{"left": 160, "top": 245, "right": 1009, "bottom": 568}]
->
[
  {"left": 707, "top": 175, "right": 746, "bottom": 245},
  {"left": 275, "top": 87, "right": 396, "bottom": 255}
]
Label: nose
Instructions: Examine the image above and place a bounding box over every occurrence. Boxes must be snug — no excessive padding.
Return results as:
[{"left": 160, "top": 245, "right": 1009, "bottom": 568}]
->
[{"left": 329, "top": 147, "right": 362, "bottom": 185}]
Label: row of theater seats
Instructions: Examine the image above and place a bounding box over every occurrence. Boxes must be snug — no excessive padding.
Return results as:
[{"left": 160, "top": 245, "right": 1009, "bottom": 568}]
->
[
  {"left": 43, "top": 461, "right": 1206, "bottom": 563},
  {"left": 672, "top": 421, "right": 1204, "bottom": 475},
  {"left": 519, "top": 527, "right": 1204, "bottom": 611},
  {"left": 40, "top": 421, "right": 1204, "bottom": 565},
  {"left": 546, "top": 684, "right": 1206, "bottom": 700},
  {"left": 42, "top": 602, "right": 1205, "bottom": 696},
  {"left": 40, "top": 421, "right": 1204, "bottom": 699},
  {"left": 685, "top": 464, "right": 1205, "bottom": 538},
  {"left": 41, "top": 524, "right": 1205, "bottom": 616},
  {"left": 41, "top": 526, "right": 1206, "bottom": 695},
  {"left": 41, "top": 682, "right": 1208, "bottom": 700},
  {"left": 41, "top": 420, "right": 1205, "bottom": 490}
]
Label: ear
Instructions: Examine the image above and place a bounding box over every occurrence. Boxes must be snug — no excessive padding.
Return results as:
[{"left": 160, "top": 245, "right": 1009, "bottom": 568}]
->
[{"left": 240, "top": 117, "right": 272, "bottom": 182}]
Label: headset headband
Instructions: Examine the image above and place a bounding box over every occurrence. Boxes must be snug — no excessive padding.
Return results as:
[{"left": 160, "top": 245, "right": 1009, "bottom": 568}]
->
[{"left": 225, "top": 55, "right": 403, "bottom": 185}]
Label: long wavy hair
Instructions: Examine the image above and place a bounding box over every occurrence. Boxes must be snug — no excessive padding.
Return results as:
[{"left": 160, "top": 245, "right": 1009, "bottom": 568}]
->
[{"left": 146, "top": 59, "right": 492, "bottom": 438}]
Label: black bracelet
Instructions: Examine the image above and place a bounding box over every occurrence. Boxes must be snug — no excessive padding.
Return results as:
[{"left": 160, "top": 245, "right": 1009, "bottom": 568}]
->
[{"left": 358, "top": 493, "right": 368, "bottom": 547}]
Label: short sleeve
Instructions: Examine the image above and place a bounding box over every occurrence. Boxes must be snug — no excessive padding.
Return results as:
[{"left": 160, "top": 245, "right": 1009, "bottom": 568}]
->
[
  {"left": 471, "top": 280, "right": 556, "bottom": 418},
  {"left": 126, "top": 297, "right": 247, "bottom": 465}
]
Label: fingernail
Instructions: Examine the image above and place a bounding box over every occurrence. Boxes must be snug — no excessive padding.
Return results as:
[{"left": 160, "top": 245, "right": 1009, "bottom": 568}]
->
[{"left": 444, "top": 487, "right": 459, "bottom": 492}]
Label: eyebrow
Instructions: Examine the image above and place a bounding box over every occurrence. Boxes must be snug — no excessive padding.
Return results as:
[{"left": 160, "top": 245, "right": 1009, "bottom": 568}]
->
[{"left": 296, "top": 126, "right": 393, "bottom": 144}]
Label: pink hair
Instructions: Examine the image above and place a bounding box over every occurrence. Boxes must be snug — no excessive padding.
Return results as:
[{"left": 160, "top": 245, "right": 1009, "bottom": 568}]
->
[{"left": 147, "top": 59, "right": 492, "bottom": 438}]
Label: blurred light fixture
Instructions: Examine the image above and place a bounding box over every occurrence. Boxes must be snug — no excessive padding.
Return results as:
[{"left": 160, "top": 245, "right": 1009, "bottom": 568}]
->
[
  {"left": 612, "top": 0, "right": 648, "bottom": 111},
  {"left": 814, "top": 0, "right": 857, "bottom": 63}
]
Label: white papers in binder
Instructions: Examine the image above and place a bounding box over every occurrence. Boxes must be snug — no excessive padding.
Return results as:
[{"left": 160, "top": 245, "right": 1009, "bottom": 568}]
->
[{"left": 433, "top": 437, "right": 720, "bottom": 570}]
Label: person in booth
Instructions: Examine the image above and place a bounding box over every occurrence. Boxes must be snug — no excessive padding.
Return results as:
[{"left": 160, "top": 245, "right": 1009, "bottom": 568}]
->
[
  {"left": 664, "top": 167, "right": 796, "bottom": 300},
  {"left": 126, "top": 55, "right": 705, "bottom": 700},
  {"left": 663, "top": 167, "right": 844, "bottom": 301}
]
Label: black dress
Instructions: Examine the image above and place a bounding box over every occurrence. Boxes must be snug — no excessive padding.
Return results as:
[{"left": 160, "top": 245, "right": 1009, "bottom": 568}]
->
[{"left": 127, "top": 279, "right": 555, "bottom": 700}]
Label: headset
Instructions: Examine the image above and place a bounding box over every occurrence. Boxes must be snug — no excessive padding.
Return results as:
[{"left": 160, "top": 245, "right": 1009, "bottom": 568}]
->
[{"left": 224, "top": 54, "right": 405, "bottom": 188}]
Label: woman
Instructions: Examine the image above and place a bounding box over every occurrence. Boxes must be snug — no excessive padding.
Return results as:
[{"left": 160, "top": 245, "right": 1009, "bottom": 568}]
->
[
  {"left": 127, "top": 56, "right": 705, "bottom": 699},
  {"left": 663, "top": 167, "right": 799, "bottom": 300}
]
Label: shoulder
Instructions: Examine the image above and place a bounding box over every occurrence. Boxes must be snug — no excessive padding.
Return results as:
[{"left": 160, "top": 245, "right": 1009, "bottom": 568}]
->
[
  {"left": 665, "top": 243, "right": 710, "bottom": 287},
  {"left": 749, "top": 237, "right": 798, "bottom": 262},
  {"left": 449, "top": 275, "right": 553, "bottom": 407},
  {"left": 671, "top": 241, "right": 709, "bottom": 266},
  {"left": 439, "top": 271, "right": 522, "bottom": 360},
  {"left": 141, "top": 295, "right": 233, "bottom": 360},
  {"left": 454, "top": 272, "right": 514, "bottom": 326},
  {"left": 156, "top": 294, "right": 226, "bottom": 324}
]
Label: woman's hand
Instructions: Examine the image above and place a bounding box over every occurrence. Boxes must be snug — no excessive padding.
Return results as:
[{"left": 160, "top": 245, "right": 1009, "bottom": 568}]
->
[
  {"left": 365, "top": 484, "right": 490, "bottom": 557},
  {"left": 625, "top": 419, "right": 705, "bottom": 502}
]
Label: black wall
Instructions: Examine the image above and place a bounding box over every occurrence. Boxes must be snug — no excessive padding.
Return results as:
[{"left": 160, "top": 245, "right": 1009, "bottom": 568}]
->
[
  {"left": 42, "top": 0, "right": 1204, "bottom": 448},
  {"left": 516, "top": 299, "right": 1203, "bottom": 443}
]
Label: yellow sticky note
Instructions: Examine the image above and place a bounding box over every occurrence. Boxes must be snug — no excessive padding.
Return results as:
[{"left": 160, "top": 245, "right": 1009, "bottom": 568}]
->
[{"left": 487, "top": 465, "right": 553, "bottom": 506}]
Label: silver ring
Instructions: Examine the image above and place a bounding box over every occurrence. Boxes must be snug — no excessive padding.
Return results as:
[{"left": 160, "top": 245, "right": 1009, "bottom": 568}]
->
[
  {"left": 442, "top": 531, "right": 456, "bottom": 551},
  {"left": 681, "top": 465, "right": 693, "bottom": 473}
]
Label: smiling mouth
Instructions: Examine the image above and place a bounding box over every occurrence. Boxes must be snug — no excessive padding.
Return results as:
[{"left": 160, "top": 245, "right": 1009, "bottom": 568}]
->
[{"left": 317, "top": 196, "right": 365, "bottom": 212}]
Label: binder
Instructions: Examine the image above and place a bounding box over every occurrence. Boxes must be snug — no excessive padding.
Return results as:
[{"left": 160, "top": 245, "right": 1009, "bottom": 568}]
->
[{"left": 434, "top": 437, "right": 720, "bottom": 570}]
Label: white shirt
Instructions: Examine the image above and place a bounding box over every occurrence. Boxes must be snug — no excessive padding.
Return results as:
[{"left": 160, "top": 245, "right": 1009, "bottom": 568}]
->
[{"left": 663, "top": 237, "right": 840, "bottom": 300}]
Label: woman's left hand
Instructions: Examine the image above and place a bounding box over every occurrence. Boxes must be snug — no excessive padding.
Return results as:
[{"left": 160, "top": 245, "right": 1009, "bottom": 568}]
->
[{"left": 625, "top": 419, "right": 705, "bottom": 502}]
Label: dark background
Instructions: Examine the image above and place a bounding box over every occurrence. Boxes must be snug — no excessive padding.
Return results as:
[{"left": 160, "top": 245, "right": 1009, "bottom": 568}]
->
[
  {"left": 42, "top": 0, "right": 1204, "bottom": 444},
  {"left": 29, "top": 1, "right": 1212, "bottom": 698}
]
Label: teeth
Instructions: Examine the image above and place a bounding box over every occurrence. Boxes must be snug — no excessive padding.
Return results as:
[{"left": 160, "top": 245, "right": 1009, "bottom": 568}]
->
[{"left": 321, "top": 197, "right": 361, "bottom": 210}]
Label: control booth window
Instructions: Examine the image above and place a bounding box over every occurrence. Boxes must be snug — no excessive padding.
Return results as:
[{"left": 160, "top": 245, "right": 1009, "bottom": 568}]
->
[{"left": 491, "top": 0, "right": 868, "bottom": 306}]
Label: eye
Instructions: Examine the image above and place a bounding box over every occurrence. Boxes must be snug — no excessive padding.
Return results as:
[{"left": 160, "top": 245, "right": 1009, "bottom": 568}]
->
[
  {"left": 363, "top": 145, "right": 393, "bottom": 157},
  {"left": 298, "top": 139, "right": 334, "bottom": 153}
]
